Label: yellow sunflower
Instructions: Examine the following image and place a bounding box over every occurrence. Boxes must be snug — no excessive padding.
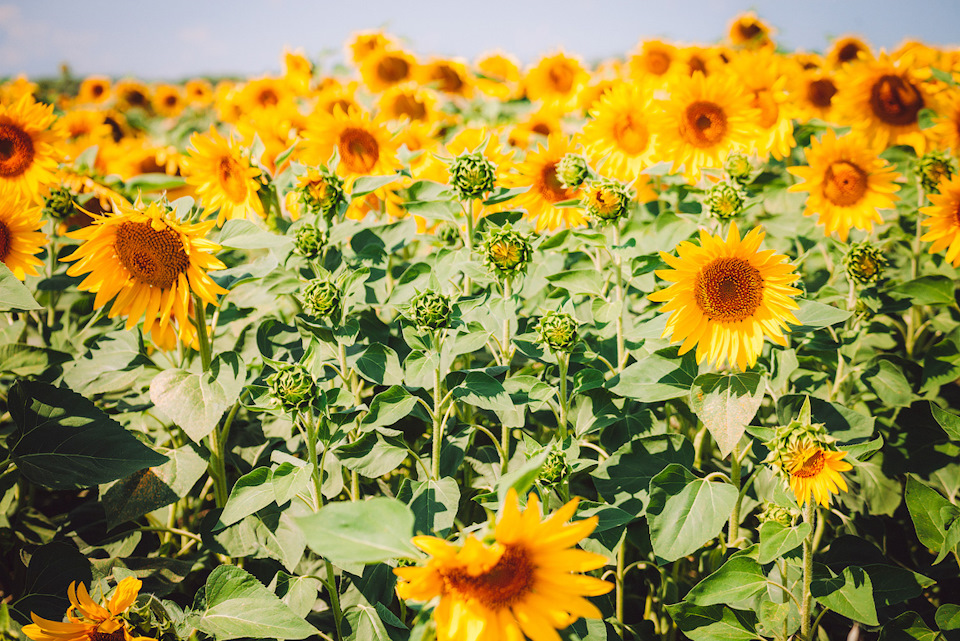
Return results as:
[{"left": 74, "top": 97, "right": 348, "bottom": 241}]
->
[
  {"left": 921, "top": 173, "right": 960, "bottom": 266},
  {"left": 654, "top": 71, "right": 759, "bottom": 181},
  {"left": 932, "top": 90, "right": 960, "bottom": 153},
  {"left": 314, "top": 80, "right": 362, "bottom": 117},
  {"left": 0, "top": 95, "right": 63, "bottom": 202},
  {"left": 114, "top": 79, "right": 151, "bottom": 111},
  {"left": 360, "top": 48, "right": 418, "bottom": 94},
  {"left": 23, "top": 577, "right": 154, "bottom": 641},
  {"left": 184, "top": 78, "right": 214, "bottom": 106},
  {"left": 63, "top": 198, "right": 227, "bottom": 347},
  {"left": 581, "top": 83, "right": 658, "bottom": 181},
  {"left": 237, "top": 77, "right": 294, "bottom": 113},
  {"left": 395, "top": 489, "right": 612, "bottom": 641},
  {"left": 506, "top": 134, "right": 585, "bottom": 231},
  {"left": 181, "top": 126, "right": 264, "bottom": 226},
  {"left": 728, "top": 12, "right": 774, "bottom": 49},
  {"left": 508, "top": 104, "right": 564, "bottom": 149},
  {"left": 283, "top": 48, "right": 313, "bottom": 94},
  {"left": 77, "top": 76, "right": 111, "bottom": 105},
  {"left": 787, "top": 129, "right": 901, "bottom": 241},
  {"left": 628, "top": 39, "right": 683, "bottom": 85},
  {"left": 474, "top": 51, "right": 523, "bottom": 100},
  {"left": 524, "top": 51, "right": 588, "bottom": 106},
  {"left": 300, "top": 107, "right": 400, "bottom": 183},
  {"left": 785, "top": 442, "right": 852, "bottom": 507},
  {"left": 417, "top": 58, "right": 473, "bottom": 98},
  {"left": 378, "top": 83, "right": 438, "bottom": 124},
  {"left": 827, "top": 36, "right": 873, "bottom": 68},
  {"left": 0, "top": 194, "right": 47, "bottom": 280},
  {"left": 790, "top": 69, "right": 840, "bottom": 124},
  {"left": 833, "top": 53, "right": 938, "bottom": 154},
  {"left": 648, "top": 223, "right": 801, "bottom": 371},
  {"left": 347, "top": 30, "right": 397, "bottom": 66},
  {"left": 727, "top": 48, "right": 796, "bottom": 161},
  {"left": 576, "top": 77, "right": 619, "bottom": 116},
  {"left": 152, "top": 84, "right": 185, "bottom": 118}
]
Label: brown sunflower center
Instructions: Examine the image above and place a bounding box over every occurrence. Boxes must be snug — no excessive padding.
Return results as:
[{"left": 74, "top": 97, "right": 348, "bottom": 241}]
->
[
  {"left": 738, "top": 22, "right": 763, "bottom": 40},
  {"left": 680, "top": 101, "right": 728, "bottom": 148},
  {"left": 89, "top": 630, "right": 126, "bottom": 641},
  {"left": 538, "top": 162, "right": 575, "bottom": 203},
  {"left": 0, "top": 122, "right": 35, "bottom": 178},
  {"left": 836, "top": 42, "right": 864, "bottom": 64},
  {"left": 869, "top": 74, "right": 923, "bottom": 126},
  {"left": 807, "top": 78, "right": 837, "bottom": 109},
  {"left": 823, "top": 161, "right": 868, "bottom": 206},
  {"left": 793, "top": 449, "right": 826, "bottom": 478},
  {"left": 688, "top": 55, "right": 708, "bottom": 75},
  {"left": 390, "top": 94, "right": 427, "bottom": 121},
  {"left": 125, "top": 90, "right": 146, "bottom": 107},
  {"left": 531, "top": 122, "right": 553, "bottom": 137},
  {"left": 164, "top": 94, "right": 178, "bottom": 108},
  {"left": 444, "top": 544, "right": 535, "bottom": 610},
  {"left": 377, "top": 56, "right": 410, "bottom": 84},
  {"left": 91, "top": 84, "right": 105, "bottom": 98},
  {"left": 114, "top": 221, "right": 190, "bottom": 289},
  {"left": 339, "top": 127, "right": 380, "bottom": 174},
  {"left": 646, "top": 51, "right": 672, "bottom": 76},
  {"left": 694, "top": 256, "right": 764, "bottom": 322},
  {"left": 217, "top": 157, "right": 249, "bottom": 203},
  {"left": 613, "top": 114, "right": 650, "bottom": 154},
  {"left": 431, "top": 65, "right": 464, "bottom": 93},
  {"left": 548, "top": 63, "right": 575, "bottom": 94},
  {"left": 753, "top": 89, "right": 780, "bottom": 128},
  {"left": 0, "top": 219, "right": 10, "bottom": 260}
]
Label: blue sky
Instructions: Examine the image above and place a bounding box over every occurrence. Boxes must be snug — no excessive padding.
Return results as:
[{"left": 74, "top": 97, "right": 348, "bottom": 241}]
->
[{"left": 2, "top": 0, "right": 959, "bottom": 80}]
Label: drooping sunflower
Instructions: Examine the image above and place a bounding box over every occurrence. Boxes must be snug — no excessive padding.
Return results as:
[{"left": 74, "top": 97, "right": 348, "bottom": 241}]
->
[
  {"left": 581, "top": 83, "right": 658, "bottom": 181},
  {"left": 784, "top": 442, "right": 852, "bottom": 507},
  {"left": 727, "top": 48, "right": 796, "bottom": 161},
  {"left": 301, "top": 106, "right": 400, "bottom": 183},
  {"left": 360, "top": 48, "right": 418, "bottom": 94},
  {"left": 0, "top": 95, "right": 63, "bottom": 202},
  {"left": 181, "top": 126, "right": 264, "bottom": 226},
  {"left": 0, "top": 194, "right": 47, "bottom": 280},
  {"left": 395, "top": 488, "right": 612, "bottom": 641},
  {"left": 23, "top": 577, "right": 154, "bottom": 641},
  {"left": 787, "top": 129, "right": 901, "bottom": 241},
  {"left": 76, "top": 76, "right": 111, "bottom": 105},
  {"left": 920, "top": 173, "right": 960, "bottom": 266},
  {"left": 506, "top": 134, "right": 585, "bottom": 231},
  {"left": 62, "top": 198, "right": 227, "bottom": 347},
  {"left": 524, "top": 51, "right": 588, "bottom": 106},
  {"left": 654, "top": 71, "right": 759, "bottom": 181},
  {"left": 648, "top": 223, "right": 801, "bottom": 371}
]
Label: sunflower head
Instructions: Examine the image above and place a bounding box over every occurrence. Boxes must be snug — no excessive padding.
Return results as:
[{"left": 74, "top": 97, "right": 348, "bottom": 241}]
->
[
  {"left": 449, "top": 150, "right": 497, "bottom": 200},
  {"left": 537, "top": 310, "right": 579, "bottom": 352},
  {"left": 724, "top": 153, "right": 754, "bottom": 184},
  {"left": 268, "top": 363, "right": 317, "bottom": 413},
  {"left": 556, "top": 153, "right": 590, "bottom": 190},
  {"left": 23, "top": 577, "right": 155, "bottom": 641},
  {"left": 728, "top": 12, "right": 773, "bottom": 49},
  {"left": 409, "top": 290, "right": 453, "bottom": 331},
  {"left": 844, "top": 242, "right": 887, "bottom": 286},
  {"left": 43, "top": 186, "right": 78, "bottom": 220},
  {"left": 435, "top": 221, "right": 462, "bottom": 248},
  {"left": 294, "top": 166, "right": 346, "bottom": 221},
  {"left": 480, "top": 224, "right": 533, "bottom": 281},
  {"left": 916, "top": 150, "right": 956, "bottom": 195},
  {"left": 300, "top": 278, "right": 341, "bottom": 320},
  {"left": 293, "top": 224, "right": 328, "bottom": 260},
  {"left": 582, "top": 178, "right": 631, "bottom": 224},
  {"left": 705, "top": 181, "right": 746, "bottom": 220}
]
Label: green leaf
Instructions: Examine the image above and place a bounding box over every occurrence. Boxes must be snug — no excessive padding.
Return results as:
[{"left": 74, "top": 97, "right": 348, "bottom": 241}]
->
[
  {"left": 354, "top": 343, "right": 403, "bottom": 386},
  {"left": 792, "top": 300, "right": 852, "bottom": 331},
  {"left": 647, "top": 464, "right": 738, "bottom": 562},
  {"left": 758, "top": 521, "right": 811, "bottom": 564},
  {"left": 690, "top": 373, "right": 764, "bottom": 457},
  {"left": 272, "top": 572, "right": 322, "bottom": 619},
  {"left": 149, "top": 352, "right": 246, "bottom": 443},
  {"left": 10, "top": 542, "right": 91, "bottom": 624},
  {"left": 864, "top": 564, "right": 934, "bottom": 608},
  {"left": 0, "top": 344, "right": 71, "bottom": 377},
  {"left": 863, "top": 360, "right": 913, "bottom": 408},
  {"left": 497, "top": 450, "right": 548, "bottom": 504},
  {"left": 608, "top": 347, "right": 698, "bottom": 402},
  {"left": 272, "top": 462, "right": 312, "bottom": 505},
  {"left": 811, "top": 565, "right": 879, "bottom": 625},
  {"left": 9, "top": 380, "right": 167, "bottom": 490},
  {"left": 218, "top": 219, "right": 294, "bottom": 251},
  {"left": 62, "top": 330, "right": 149, "bottom": 395},
  {"left": 342, "top": 603, "right": 391, "bottom": 641},
  {"left": 879, "top": 611, "right": 939, "bottom": 641},
  {"left": 936, "top": 604, "right": 960, "bottom": 631},
  {"left": 931, "top": 67, "right": 960, "bottom": 86},
  {"left": 452, "top": 371, "right": 513, "bottom": 412},
  {"left": 483, "top": 186, "right": 527, "bottom": 205},
  {"left": 297, "top": 497, "right": 418, "bottom": 564},
  {"left": 351, "top": 174, "right": 398, "bottom": 199},
  {"left": 194, "top": 565, "right": 317, "bottom": 640},
  {"left": 930, "top": 402, "right": 960, "bottom": 442},
  {"left": 218, "top": 468, "right": 276, "bottom": 529},
  {"left": 398, "top": 478, "right": 461, "bottom": 536},
  {"left": 593, "top": 434, "right": 694, "bottom": 517},
  {"left": 665, "top": 602, "right": 759, "bottom": 641},
  {"left": 893, "top": 275, "right": 956, "bottom": 306},
  {"left": 0, "top": 262, "right": 41, "bottom": 311},
  {"left": 125, "top": 173, "right": 187, "bottom": 191},
  {"left": 361, "top": 386, "right": 418, "bottom": 434},
  {"left": 685, "top": 556, "right": 767, "bottom": 605},
  {"left": 544, "top": 269, "right": 604, "bottom": 297},
  {"left": 777, "top": 395, "right": 874, "bottom": 441},
  {"left": 905, "top": 475, "right": 959, "bottom": 557},
  {"left": 336, "top": 432, "right": 408, "bottom": 478}
]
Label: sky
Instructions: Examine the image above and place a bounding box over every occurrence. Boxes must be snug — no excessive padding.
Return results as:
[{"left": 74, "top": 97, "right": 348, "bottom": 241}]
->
[{"left": 2, "top": 0, "right": 959, "bottom": 80}]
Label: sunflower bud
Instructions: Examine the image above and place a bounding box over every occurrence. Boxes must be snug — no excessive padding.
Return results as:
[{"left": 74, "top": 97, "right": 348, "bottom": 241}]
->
[
  {"left": 536, "top": 310, "right": 578, "bottom": 352},
  {"left": 300, "top": 278, "right": 341, "bottom": 318},
  {"left": 267, "top": 364, "right": 316, "bottom": 412},
  {"left": 435, "top": 221, "right": 462, "bottom": 247},
  {"left": 556, "top": 153, "right": 590, "bottom": 190},
  {"left": 410, "top": 290, "right": 452, "bottom": 331},
  {"left": 757, "top": 503, "right": 796, "bottom": 526},
  {"left": 724, "top": 153, "right": 754, "bottom": 184},
  {"left": 582, "top": 179, "right": 631, "bottom": 223},
  {"left": 843, "top": 242, "right": 887, "bottom": 286},
  {"left": 295, "top": 167, "right": 345, "bottom": 220},
  {"left": 538, "top": 446, "right": 570, "bottom": 485},
  {"left": 705, "top": 181, "right": 745, "bottom": 219},
  {"left": 916, "top": 150, "right": 955, "bottom": 194},
  {"left": 42, "top": 187, "right": 77, "bottom": 220},
  {"left": 480, "top": 225, "right": 532, "bottom": 280},
  {"left": 762, "top": 398, "right": 832, "bottom": 473},
  {"left": 293, "top": 223, "right": 328, "bottom": 260},
  {"left": 449, "top": 151, "right": 496, "bottom": 200}
]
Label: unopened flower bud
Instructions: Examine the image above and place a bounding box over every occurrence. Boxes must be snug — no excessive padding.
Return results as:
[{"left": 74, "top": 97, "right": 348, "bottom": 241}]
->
[
  {"left": 582, "top": 179, "right": 631, "bottom": 223},
  {"left": 294, "top": 223, "right": 327, "bottom": 260},
  {"left": 843, "top": 242, "right": 886, "bottom": 286},
  {"left": 556, "top": 153, "right": 590, "bottom": 190},
  {"left": 758, "top": 503, "right": 795, "bottom": 526},
  {"left": 43, "top": 187, "right": 77, "bottom": 220},
  {"left": 267, "top": 364, "right": 316, "bottom": 412},
  {"left": 480, "top": 225, "right": 532, "bottom": 280},
  {"left": 705, "top": 181, "right": 745, "bottom": 219},
  {"left": 449, "top": 151, "right": 496, "bottom": 200},
  {"left": 724, "top": 153, "right": 754, "bottom": 184},
  {"left": 296, "top": 167, "right": 345, "bottom": 220},
  {"left": 436, "top": 221, "right": 462, "bottom": 247},
  {"left": 538, "top": 447, "right": 569, "bottom": 485},
  {"left": 917, "top": 150, "right": 955, "bottom": 194},
  {"left": 537, "top": 310, "right": 578, "bottom": 352},
  {"left": 300, "top": 278, "right": 341, "bottom": 318},
  {"left": 410, "top": 290, "right": 452, "bottom": 331}
]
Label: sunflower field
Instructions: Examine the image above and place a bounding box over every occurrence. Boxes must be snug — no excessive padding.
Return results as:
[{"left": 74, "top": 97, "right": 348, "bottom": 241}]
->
[{"left": 3, "top": 12, "right": 960, "bottom": 641}]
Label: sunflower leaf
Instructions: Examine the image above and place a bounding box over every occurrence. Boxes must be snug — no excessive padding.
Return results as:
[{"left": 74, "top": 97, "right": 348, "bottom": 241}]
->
[
  {"left": 0, "top": 263, "right": 41, "bottom": 312},
  {"left": 690, "top": 373, "right": 765, "bottom": 457},
  {"left": 296, "top": 497, "right": 418, "bottom": 564}
]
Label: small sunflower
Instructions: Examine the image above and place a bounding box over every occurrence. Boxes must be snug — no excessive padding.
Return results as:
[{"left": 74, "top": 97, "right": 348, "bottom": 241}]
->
[
  {"left": 184, "top": 78, "right": 214, "bottom": 106},
  {"left": 301, "top": 107, "right": 400, "bottom": 183},
  {"left": 347, "top": 30, "right": 397, "bottom": 66},
  {"left": 416, "top": 58, "right": 473, "bottom": 98},
  {"left": 474, "top": 51, "right": 522, "bottom": 100},
  {"left": 0, "top": 194, "right": 47, "bottom": 280},
  {"left": 506, "top": 134, "right": 585, "bottom": 231},
  {"left": 283, "top": 48, "right": 313, "bottom": 94},
  {"left": 648, "top": 223, "right": 802, "bottom": 371},
  {"left": 581, "top": 83, "right": 658, "bottom": 181},
  {"left": 921, "top": 173, "right": 960, "bottom": 266},
  {"left": 360, "top": 48, "right": 418, "bottom": 93},
  {"left": 790, "top": 69, "right": 840, "bottom": 123},
  {"left": 785, "top": 442, "right": 852, "bottom": 507},
  {"left": 181, "top": 126, "right": 264, "bottom": 226},
  {"left": 508, "top": 104, "right": 564, "bottom": 149},
  {"left": 827, "top": 36, "right": 873, "bottom": 68},
  {"left": 932, "top": 90, "right": 960, "bottom": 153},
  {"left": 728, "top": 12, "right": 774, "bottom": 49},
  {"left": 0, "top": 95, "right": 63, "bottom": 202},
  {"left": 77, "top": 76, "right": 111, "bottom": 105},
  {"left": 395, "top": 488, "right": 612, "bottom": 641},
  {"left": 62, "top": 198, "right": 227, "bottom": 347},
  {"left": 378, "top": 83, "right": 438, "bottom": 123},
  {"left": 22, "top": 577, "right": 154, "bottom": 641},
  {"left": 524, "top": 51, "right": 588, "bottom": 106},
  {"left": 151, "top": 84, "right": 185, "bottom": 118},
  {"left": 628, "top": 39, "right": 682, "bottom": 85},
  {"left": 787, "top": 129, "right": 901, "bottom": 241},
  {"left": 114, "top": 79, "right": 151, "bottom": 111},
  {"left": 314, "top": 80, "right": 361, "bottom": 117}
]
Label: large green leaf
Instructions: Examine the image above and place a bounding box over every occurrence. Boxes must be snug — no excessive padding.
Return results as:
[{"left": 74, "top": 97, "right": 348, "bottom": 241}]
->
[
  {"left": 217, "top": 467, "right": 277, "bottom": 529},
  {"left": 336, "top": 432, "right": 408, "bottom": 478},
  {"left": 10, "top": 542, "right": 91, "bottom": 624},
  {"left": 592, "top": 434, "right": 694, "bottom": 517},
  {"left": 8, "top": 380, "right": 167, "bottom": 490},
  {"left": 354, "top": 343, "right": 403, "bottom": 386},
  {"left": 758, "top": 521, "right": 810, "bottom": 564},
  {"left": 608, "top": 347, "right": 698, "bottom": 402},
  {"left": 452, "top": 371, "right": 513, "bottom": 413},
  {"left": 360, "top": 386, "right": 418, "bottom": 434},
  {"left": 930, "top": 401, "right": 960, "bottom": 442},
  {"left": 777, "top": 395, "right": 874, "bottom": 441},
  {"left": 905, "top": 474, "right": 960, "bottom": 561},
  {"left": 792, "top": 299, "right": 852, "bottom": 331},
  {"left": 811, "top": 565, "right": 879, "bottom": 625},
  {"left": 690, "top": 373, "right": 765, "bottom": 457},
  {"left": 684, "top": 556, "right": 767, "bottom": 605},
  {"left": 879, "top": 611, "right": 940, "bottom": 641},
  {"left": 397, "top": 477, "right": 460, "bottom": 536},
  {"left": 863, "top": 360, "right": 913, "bottom": 408},
  {"left": 0, "top": 344, "right": 71, "bottom": 377},
  {"left": 893, "top": 275, "right": 956, "bottom": 306},
  {"left": 0, "top": 262, "right": 41, "bottom": 311},
  {"left": 218, "top": 219, "right": 293, "bottom": 251},
  {"left": 665, "top": 602, "right": 758, "bottom": 641},
  {"left": 297, "top": 498, "right": 418, "bottom": 564}
]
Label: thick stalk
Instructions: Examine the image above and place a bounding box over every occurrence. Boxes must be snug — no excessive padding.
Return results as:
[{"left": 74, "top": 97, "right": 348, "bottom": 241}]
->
[
  {"left": 616, "top": 537, "right": 628, "bottom": 638},
  {"left": 612, "top": 224, "right": 626, "bottom": 370},
  {"left": 907, "top": 187, "right": 926, "bottom": 357},
  {"left": 337, "top": 340, "right": 361, "bottom": 500},
  {"left": 728, "top": 443, "right": 742, "bottom": 547},
  {"left": 194, "top": 294, "right": 227, "bottom": 507},
  {"left": 501, "top": 278, "right": 512, "bottom": 367},
  {"left": 432, "top": 362, "right": 443, "bottom": 479},
  {"left": 463, "top": 200, "right": 476, "bottom": 295},
  {"left": 800, "top": 500, "right": 816, "bottom": 639},
  {"left": 557, "top": 352, "right": 570, "bottom": 440}
]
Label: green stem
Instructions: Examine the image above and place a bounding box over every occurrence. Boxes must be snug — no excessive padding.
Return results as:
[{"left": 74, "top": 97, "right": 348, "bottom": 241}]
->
[
  {"left": 808, "top": 607, "right": 830, "bottom": 641},
  {"left": 303, "top": 412, "right": 324, "bottom": 511},
  {"left": 194, "top": 294, "right": 227, "bottom": 508},
  {"left": 432, "top": 361, "right": 443, "bottom": 479},
  {"left": 800, "top": 500, "right": 816, "bottom": 639},
  {"left": 612, "top": 224, "right": 626, "bottom": 370},
  {"left": 616, "top": 537, "right": 628, "bottom": 638},
  {"left": 501, "top": 278, "right": 512, "bottom": 367},
  {"left": 325, "top": 558, "right": 343, "bottom": 641},
  {"left": 463, "top": 200, "right": 475, "bottom": 295},
  {"left": 557, "top": 352, "right": 570, "bottom": 440},
  {"left": 137, "top": 525, "right": 203, "bottom": 543},
  {"left": 728, "top": 443, "right": 742, "bottom": 548}
]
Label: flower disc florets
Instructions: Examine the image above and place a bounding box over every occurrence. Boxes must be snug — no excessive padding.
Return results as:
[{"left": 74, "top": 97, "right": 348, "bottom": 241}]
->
[
  {"left": 293, "top": 223, "right": 328, "bottom": 260},
  {"left": 449, "top": 151, "right": 496, "bottom": 199},
  {"left": 843, "top": 241, "right": 887, "bottom": 286},
  {"left": 410, "top": 290, "right": 452, "bottom": 331},
  {"left": 705, "top": 181, "right": 746, "bottom": 219},
  {"left": 536, "top": 310, "right": 578, "bottom": 352},
  {"left": 724, "top": 153, "right": 754, "bottom": 185},
  {"left": 480, "top": 224, "right": 532, "bottom": 280},
  {"left": 42, "top": 186, "right": 77, "bottom": 220},
  {"left": 916, "top": 150, "right": 955, "bottom": 194},
  {"left": 582, "top": 178, "right": 631, "bottom": 223},
  {"left": 556, "top": 153, "right": 590, "bottom": 190},
  {"left": 300, "top": 278, "right": 341, "bottom": 318},
  {"left": 296, "top": 166, "right": 345, "bottom": 220},
  {"left": 267, "top": 363, "right": 317, "bottom": 412}
]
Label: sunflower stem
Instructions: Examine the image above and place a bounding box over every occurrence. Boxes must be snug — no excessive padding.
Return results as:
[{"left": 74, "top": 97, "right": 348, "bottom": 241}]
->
[
  {"left": 501, "top": 278, "right": 512, "bottom": 368},
  {"left": 194, "top": 294, "right": 227, "bottom": 507},
  {"left": 462, "top": 199, "right": 476, "bottom": 295},
  {"left": 616, "top": 536, "right": 628, "bottom": 638},
  {"left": 907, "top": 187, "right": 927, "bottom": 358},
  {"left": 557, "top": 351, "right": 570, "bottom": 440},
  {"left": 431, "top": 358, "right": 443, "bottom": 480},
  {"left": 728, "top": 442, "right": 743, "bottom": 547},
  {"left": 612, "top": 223, "right": 627, "bottom": 370},
  {"left": 800, "top": 499, "right": 816, "bottom": 639}
]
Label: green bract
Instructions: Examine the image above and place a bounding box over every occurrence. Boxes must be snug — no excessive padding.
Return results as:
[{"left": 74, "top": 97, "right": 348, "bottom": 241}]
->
[
  {"left": 536, "top": 310, "right": 578, "bottom": 352},
  {"left": 42, "top": 186, "right": 77, "bottom": 220},
  {"left": 299, "top": 278, "right": 341, "bottom": 318},
  {"left": 266, "top": 364, "right": 317, "bottom": 412},
  {"left": 916, "top": 150, "right": 955, "bottom": 194},
  {"left": 479, "top": 224, "right": 532, "bottom": 280},
  {"left": 293, "top": 223, "right": 328, "bottom": 260},
  {"left": 556, "top": 153, "right": 590, "bottom": 190},
  {"left": 449, "top": 151, "right": 496, "bottom": 200},
  {"left": 409, "top": 290, "right": 452, "bottom": 331},
  {"left": 844, "top": 242, "right": 887, "bottom": 286},
  {"left": 704, "top": 180, "right": 746, "bottom": 219},
  {"left": 582, "top": 178, "right": 631, "bottom": 223}
]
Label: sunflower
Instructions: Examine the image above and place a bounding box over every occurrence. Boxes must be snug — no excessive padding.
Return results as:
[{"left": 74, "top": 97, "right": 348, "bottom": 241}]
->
[
  {"left": 151, "top": 84, "right": 185, "bottom": 118},
  {"left": 681, "top": 45, "right": 725, "bottom": 78},
  {"left": 506, "top": 134, "right": 585, "bottom": 231},
  {"left": 394, "top": 489, "right": 612, "bottom": 641},
  {"left": 237, "top": 77, "right": 294, "bottom": 113},
  {"left": 114, "top": 79, "right": 151, "bottom": 111},
  {"left": 785, "top": 442, "right": 852, "bottom": 507},
  {"left": 315, "top": 80, "right": 362, "bottom": 117},
  {"left": 360, "top": 48, "right": 418, "bottom": 94},
  {"left": 474, "top": 51, "right": 522, "bottom": 100},
  {"left": 508, "top": 104, "right": 564, "bottom": 149},
  {"left": 181, "top": 126, "right": 264, "bottom": 226},
  {"left": 347, "top": 30, "right": 397, "bottom": 66},
  {"left": 378, "top": 83, "right": 438, "bottom": 123},
  {"left": 728, "top": 12, "right": 774, "bottom": 49},
  {"left": 790, "top": 69, "right": 840, "bottom": 123},
  {"left": 828, "top": 36, "right": 872, "bottom": 68},
  {"left": 184, "top": 78, "right": 214, "bottom": 106},
  {"left": 581, "top": 83, "right": 658, "bottom": 181},
  {"left": 417, "top": 58, "right": 473, "bottom": 98},
  {"left": 576, "top": 77, "right": 619, "bottom": 116},
  {"left": 648, "top": 223, "right": 801, "bottom": 371},
  {"left": 833, "top": 53, "right": 938, "bottom": 154},
  {"left": 628, "top": 39, "right": 682, "bottom": 85},
  {"left": 419, "top": 126, "right": 514, "bottom": 189},
  {"left": 301, "top": 107, "right": 400, "bottom": 183},
  {"left": 0, "top": 95, "right": 63, "bottom": 202},
  {"left": 921, "top": 173, "right": 960, "bottom": 266},
  {"left": 787, "top": 129, "right": 901, "bottom": 241},
  {"left": 77, "top": 76, "right": 111, "bottom": 105},
  {"left": 0, "top": 194, "right": 47, "bottom": 280},
  {"left": 932, "top": 90, "right": 960, "bottom": 153},
  {"left": 654, "top": 71, "right": 759, "bottom": 181},
  {"left": 22, "top": 577, "right": 154, "bottom": 641},
  {"left": 283, "top": 48, "right": 313, "bottom": 94},
  {"left": 524, "top": 51, "right": 588, "bottom": 106},
  {"left": 62, "top": 198, "right": 227, "bottom": 347},
  {"left": 727, "top": 48, "right": 796, "bottom": 161}
]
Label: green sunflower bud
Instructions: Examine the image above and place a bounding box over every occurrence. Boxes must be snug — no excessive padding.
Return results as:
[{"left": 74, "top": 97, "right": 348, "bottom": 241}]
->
[
  {"left": 449, "top": 151, "right": 496, "bottom": 200},
  {"left": 705, "top": 181, "right": 745, "bottom": 219},
  {"left": 724, "top": 153, "right": 754, "bottom": 184},
  {"left": 480, "top": 224, "right": 533, "bottom": 280},
  {"left": 538, "top": 447, "right": 570, "bottom": 485},
  {"left": 293, "top": 223, "right": 328, "bottom": 260},
  {"left": 582, "top": 178, "right": 631, "bottom": 223},
  {"left": 436, "top": 221, "right": 462, "bottom": 247},
  {"left": 536, "top": 310, "right": 578, "bottom": 352},
  {"left": 916, "top": 150, "right": 955, "bottom": 194},
  {"left": 843, "top": 242, "right": 887, "bottom": 286},
  {"left": 300, "top": 278, "right": 341, "bottom": 318},
  {"left": 556, "top": 153, "right": 590, "bottom": 190},
  {"left": 296, "top": 166, "right": 345, "bottom": 220},
  {"left": 267, "top": 364, "right": 316, "bottom": 412},
  {"left": 410, "top": 290, "right": 452, "bottom": 331},
  {"left": 43, "top": 186, "right": 77, "bottom": 220},
  {"left": 757, "top": 503, "right": 796, "bottom": 526}
]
